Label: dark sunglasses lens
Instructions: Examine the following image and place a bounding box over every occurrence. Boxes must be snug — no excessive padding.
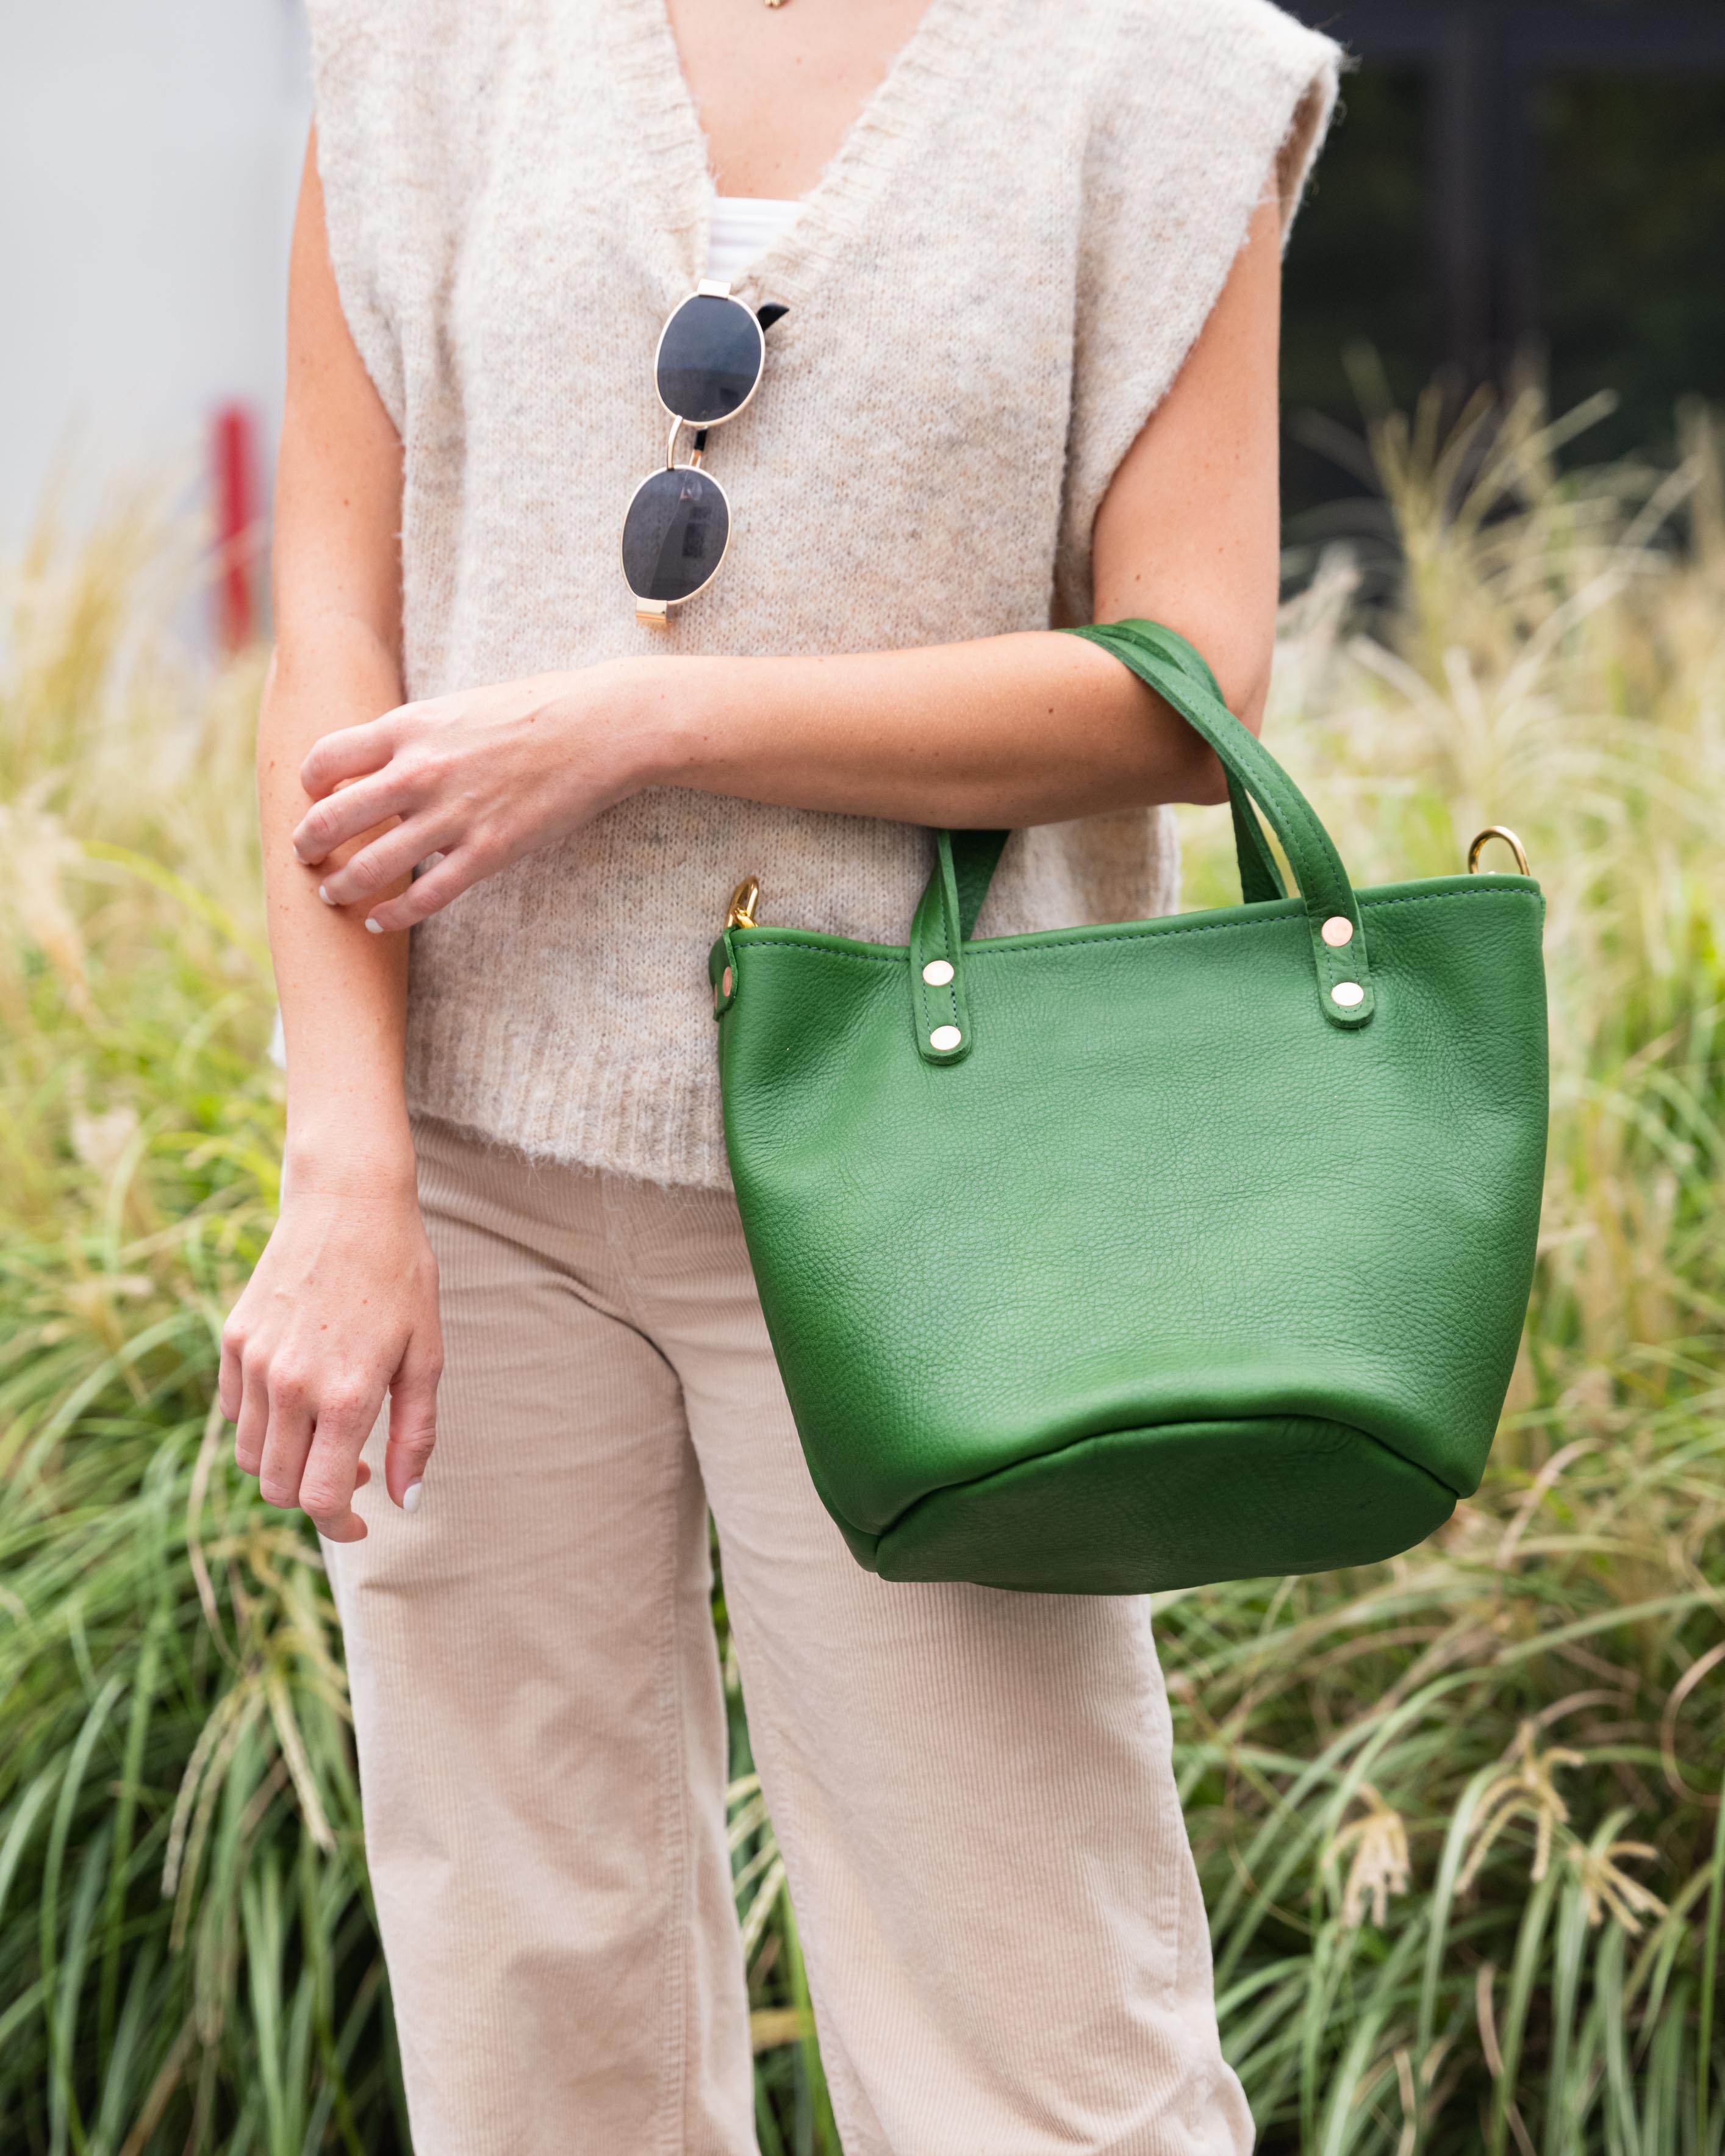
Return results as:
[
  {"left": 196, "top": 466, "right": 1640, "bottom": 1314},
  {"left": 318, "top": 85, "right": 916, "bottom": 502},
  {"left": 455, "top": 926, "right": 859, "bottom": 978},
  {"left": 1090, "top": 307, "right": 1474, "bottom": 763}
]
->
[
  {"left": 622, "top": 467, "right": 731, "bottom": 604},
  {"left": 656, "top": 295, "right": 762, "bottom": 425}
]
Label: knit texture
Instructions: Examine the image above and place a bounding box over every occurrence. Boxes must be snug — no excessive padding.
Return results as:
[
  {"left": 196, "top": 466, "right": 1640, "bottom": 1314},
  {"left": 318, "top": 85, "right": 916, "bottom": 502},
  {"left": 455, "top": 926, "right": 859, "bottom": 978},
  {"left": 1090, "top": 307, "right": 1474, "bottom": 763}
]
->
[{"left": 306, "top": 0, "right": 1340, "bottom": 1188}]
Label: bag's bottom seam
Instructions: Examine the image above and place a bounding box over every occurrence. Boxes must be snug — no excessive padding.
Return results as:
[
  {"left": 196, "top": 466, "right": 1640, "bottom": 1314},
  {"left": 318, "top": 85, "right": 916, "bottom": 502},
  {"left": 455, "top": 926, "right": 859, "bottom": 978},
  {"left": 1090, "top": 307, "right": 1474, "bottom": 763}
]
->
[{"left": 836, "top": 1410, "right": 1463, "bottom": 1554}]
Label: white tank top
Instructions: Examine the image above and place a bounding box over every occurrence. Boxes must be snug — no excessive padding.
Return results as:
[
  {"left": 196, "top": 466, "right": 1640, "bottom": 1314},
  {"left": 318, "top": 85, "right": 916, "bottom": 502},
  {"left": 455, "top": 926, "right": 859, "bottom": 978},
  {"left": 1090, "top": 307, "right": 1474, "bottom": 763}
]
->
[{"left": 705, "top": 195, "right": 800, "bottom": 284}]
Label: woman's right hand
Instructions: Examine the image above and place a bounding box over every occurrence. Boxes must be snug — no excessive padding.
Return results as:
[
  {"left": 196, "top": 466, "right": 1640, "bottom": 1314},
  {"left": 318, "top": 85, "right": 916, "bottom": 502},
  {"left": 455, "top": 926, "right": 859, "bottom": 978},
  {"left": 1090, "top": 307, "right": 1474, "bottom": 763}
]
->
[
  {"left": 220, "top": 1167, "right": 443, "bottom": 1541},
  {"left": 235, "top": 135, "right": 439, "bottom": 1542}
]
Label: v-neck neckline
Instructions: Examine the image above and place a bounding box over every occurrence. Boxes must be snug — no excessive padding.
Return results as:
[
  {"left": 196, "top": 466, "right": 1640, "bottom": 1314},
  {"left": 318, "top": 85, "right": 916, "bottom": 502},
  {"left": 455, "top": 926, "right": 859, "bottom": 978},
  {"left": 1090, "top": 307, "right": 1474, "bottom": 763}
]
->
[{"left": 603, "top": 0, "right": 982, "bottom": 315}]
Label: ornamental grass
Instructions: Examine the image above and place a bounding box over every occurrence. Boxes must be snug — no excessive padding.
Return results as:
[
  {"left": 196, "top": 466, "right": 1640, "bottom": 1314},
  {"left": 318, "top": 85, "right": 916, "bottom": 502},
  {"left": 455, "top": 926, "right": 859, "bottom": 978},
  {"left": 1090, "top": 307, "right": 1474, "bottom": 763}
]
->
[{"left": 1, "top": 393, "right": 1722, "bottom": 2154}]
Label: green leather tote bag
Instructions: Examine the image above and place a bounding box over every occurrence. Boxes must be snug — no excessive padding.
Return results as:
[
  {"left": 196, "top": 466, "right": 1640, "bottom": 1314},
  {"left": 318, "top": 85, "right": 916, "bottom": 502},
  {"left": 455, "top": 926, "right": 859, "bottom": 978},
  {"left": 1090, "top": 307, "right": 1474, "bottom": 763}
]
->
[{"left": 709, "top": 620, "right": 1548, "bottom": 1594}]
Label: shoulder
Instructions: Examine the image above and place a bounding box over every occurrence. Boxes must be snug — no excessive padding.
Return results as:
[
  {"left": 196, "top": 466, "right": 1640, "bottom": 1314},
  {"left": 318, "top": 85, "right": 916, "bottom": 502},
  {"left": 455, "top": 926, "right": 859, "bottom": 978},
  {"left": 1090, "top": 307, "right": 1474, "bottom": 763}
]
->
[
  {"left": 1060, "top": 0, "right": 1341, "bottom": 224},
  {"left": 1083, "top": 0, "right": 1341, "bottom": 81},
  {"left": 304, "top": 0, "right": 518, "bottom": 114},
  {"left": 1069, "top": 0, "right": 1341, "bottom": 147},
  {"left": 303, "top": 0, "right": 518, "bottom": 421},
  {"left": 304, "top": 0, "right": 486, "bottom": 53},
  {"left": 304, "top": 0, "right": 524, "bottom": 211},
  {"left": 306, "top": 0, "right": 429, "bottom": 71}
]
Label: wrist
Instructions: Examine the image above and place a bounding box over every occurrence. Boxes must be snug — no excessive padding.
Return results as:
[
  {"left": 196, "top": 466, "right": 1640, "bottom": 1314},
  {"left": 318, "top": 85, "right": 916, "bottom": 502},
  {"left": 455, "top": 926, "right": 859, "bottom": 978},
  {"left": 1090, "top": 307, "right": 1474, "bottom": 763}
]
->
[
  {"left": 282, "top": 1109, "right": 418, "bottom": 1205},
  {"left": 593, "top": 653, "right": 728, "bottom": 795}
]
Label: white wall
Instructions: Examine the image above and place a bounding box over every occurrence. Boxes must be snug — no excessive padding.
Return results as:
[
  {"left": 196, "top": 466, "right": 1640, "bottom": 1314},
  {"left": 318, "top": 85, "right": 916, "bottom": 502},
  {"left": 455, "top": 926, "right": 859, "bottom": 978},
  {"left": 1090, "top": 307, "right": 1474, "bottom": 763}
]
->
[{"left": 0, "top": 0, "right": 309, "bottom": 548}]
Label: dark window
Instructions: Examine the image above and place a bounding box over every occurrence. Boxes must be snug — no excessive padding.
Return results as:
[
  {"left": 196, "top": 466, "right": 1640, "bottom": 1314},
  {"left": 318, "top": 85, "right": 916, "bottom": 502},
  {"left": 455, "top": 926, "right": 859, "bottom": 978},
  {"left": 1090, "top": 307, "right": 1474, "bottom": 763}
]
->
[{"left": 1278, "top": 3, "right": 1725, "bottom": 520}]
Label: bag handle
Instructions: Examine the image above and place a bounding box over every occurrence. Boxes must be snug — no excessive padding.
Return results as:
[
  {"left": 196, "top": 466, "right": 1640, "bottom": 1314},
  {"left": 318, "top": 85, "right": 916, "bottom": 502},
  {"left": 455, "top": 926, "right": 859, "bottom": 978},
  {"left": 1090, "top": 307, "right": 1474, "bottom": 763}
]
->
[
  {"left": 1105, "top": 623, "right": 1287, "bottom": 906},
  {"left": 907, "top": 619, "right": 1375, "bottom": 1065}
]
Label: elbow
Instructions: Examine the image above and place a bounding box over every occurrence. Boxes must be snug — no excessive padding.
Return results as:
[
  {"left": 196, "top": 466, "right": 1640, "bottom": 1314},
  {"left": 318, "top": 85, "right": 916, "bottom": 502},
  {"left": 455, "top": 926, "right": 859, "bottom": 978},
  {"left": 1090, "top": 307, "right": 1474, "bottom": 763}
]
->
[
  {"left": 1229, "top": 665, "right": 1271, "bottom": 741},
  {"left": 1177, "top": 655, "right": 1270, "bottom": 806},
  {"left": 1217, "top": 645, "right": 1272, "bottom": 741},
  {"left": 1184, "top": 752, "right": 1233, "bottom": 808}
]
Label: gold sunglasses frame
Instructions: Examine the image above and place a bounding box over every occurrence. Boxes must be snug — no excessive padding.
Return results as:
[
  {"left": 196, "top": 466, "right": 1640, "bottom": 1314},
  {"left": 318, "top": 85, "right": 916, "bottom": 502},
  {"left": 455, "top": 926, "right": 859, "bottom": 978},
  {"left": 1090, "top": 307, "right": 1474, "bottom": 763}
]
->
[
  {"left": 627, "top": 281, "right": 764, "bottom": 628},
  {"left": 622, "top": 460, "right": 734, "bottom": 629},
  {"left": 650, "top": 281, "right": 767, "bottom": 429}
]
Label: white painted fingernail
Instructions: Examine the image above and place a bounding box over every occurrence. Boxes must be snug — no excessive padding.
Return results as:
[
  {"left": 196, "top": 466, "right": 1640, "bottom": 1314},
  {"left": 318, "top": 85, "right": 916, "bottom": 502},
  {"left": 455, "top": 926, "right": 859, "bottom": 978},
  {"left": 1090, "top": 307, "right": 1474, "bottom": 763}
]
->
[
  {"left": 365, "top": 917, "right": 383, "bottom": 934},
  {"left": 293, "top": 843, "right": 310, "bottom": 863},
  {"left": 402, "top": 1479, "right": 423, "bottom": 1513},
  {"left": 317, "top": 883, "right": 335, "bottom": 904}
]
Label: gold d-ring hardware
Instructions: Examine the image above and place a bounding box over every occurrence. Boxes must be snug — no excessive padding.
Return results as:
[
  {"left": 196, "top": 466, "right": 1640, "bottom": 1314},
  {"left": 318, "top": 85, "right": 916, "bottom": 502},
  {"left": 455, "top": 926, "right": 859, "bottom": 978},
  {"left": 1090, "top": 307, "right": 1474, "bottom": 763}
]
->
[
  {"left": 1468, "top": 826, "right": 1531, "bottom": 876},
  {"left": 725, "top": 875, "right": 761, "bottom": 930}
]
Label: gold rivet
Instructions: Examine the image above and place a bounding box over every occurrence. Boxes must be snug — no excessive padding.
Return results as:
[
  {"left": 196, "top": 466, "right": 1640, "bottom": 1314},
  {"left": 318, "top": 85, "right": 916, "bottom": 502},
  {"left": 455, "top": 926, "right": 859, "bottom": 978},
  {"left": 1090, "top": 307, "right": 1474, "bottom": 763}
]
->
[
  {"left": 929, "top": 1024, "right": 963, "bottom": 1052},
  {"left": 721, "top": 966, "right": 733, "bottom": 998},
  {"left": 1331, "top": 981, "right": 1365, "bottom": 1009},
  {"left": 1321, "top": 915, "right": 1354, "bottom": 948},
  {"left": 922, "top": 959, "right": 955, "bottom": 986}
]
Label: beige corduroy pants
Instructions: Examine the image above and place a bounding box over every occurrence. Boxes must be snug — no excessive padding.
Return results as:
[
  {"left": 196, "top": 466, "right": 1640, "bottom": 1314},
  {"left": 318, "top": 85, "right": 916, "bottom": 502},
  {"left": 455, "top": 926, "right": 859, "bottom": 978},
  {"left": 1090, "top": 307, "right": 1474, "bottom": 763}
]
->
[{"left": 323, "top": 1116, "right": 1252, "bottom": 2156}]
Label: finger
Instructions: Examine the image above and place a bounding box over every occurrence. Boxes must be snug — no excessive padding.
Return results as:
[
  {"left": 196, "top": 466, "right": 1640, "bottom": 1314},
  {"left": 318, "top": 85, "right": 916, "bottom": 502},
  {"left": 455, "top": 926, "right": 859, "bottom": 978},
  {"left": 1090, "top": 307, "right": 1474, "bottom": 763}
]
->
[
  {"left": 314, "top": 815, "right": 451, "bottom": 910},
  {"left": 313, "top": 1506, "right": 367, "bottom": 1544},
  {"left": 291, "top": 769, "right": 412, "bottom": 865},
  {"left": 354, "top": 1460, "right": 372, "bottom": 1489},
  {"left": 361, "top": 850, "right": 488, "bottom": 936},
  {"left": 297, "top": 1402, "right": 379, "bottom": 1542},
  {"left": 218, "top": 1320, "right": 245, "bottom": 1422},
  {"left": 300, "top": 712, "right": 401, "bottom": 799},
  {"left": 234, "top": 1343, "right": 273, "bottom": 1474},
  {"left": 257, "top": 1384, "right": 316, "bottom": 1510},
  {"left": 384, "top": 1319, "right": 443, "bottom": 1510}
]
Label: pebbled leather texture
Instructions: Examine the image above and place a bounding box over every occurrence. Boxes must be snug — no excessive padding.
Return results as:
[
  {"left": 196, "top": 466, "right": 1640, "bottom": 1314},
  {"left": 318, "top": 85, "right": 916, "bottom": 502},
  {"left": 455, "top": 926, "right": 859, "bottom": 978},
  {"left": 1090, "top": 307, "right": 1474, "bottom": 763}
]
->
[{"left": 713, "top": 621, "right": 1550, "bottom": 1595}]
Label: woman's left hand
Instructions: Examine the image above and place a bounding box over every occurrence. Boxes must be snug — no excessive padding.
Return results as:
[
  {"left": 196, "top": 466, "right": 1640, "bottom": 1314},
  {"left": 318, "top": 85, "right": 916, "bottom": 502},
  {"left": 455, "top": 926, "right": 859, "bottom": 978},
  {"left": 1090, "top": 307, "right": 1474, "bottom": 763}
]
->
[{"left": 290, "top": 661, "right": 661, "bottom": 932}]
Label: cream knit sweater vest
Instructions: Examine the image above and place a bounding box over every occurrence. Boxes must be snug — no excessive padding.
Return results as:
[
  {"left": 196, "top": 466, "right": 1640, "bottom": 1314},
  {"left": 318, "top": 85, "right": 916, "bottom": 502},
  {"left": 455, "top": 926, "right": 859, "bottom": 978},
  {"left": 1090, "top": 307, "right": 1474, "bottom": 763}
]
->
[{"left": 306, "top": 0, "right": 1339, "bottom": 1189}]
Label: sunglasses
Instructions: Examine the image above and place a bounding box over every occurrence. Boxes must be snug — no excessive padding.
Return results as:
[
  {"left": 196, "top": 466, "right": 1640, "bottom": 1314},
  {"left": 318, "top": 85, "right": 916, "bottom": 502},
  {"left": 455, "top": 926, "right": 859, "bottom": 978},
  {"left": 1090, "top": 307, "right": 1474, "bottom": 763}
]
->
[{"left": 623, "top": 281, "right": 786, "bottom": 626}]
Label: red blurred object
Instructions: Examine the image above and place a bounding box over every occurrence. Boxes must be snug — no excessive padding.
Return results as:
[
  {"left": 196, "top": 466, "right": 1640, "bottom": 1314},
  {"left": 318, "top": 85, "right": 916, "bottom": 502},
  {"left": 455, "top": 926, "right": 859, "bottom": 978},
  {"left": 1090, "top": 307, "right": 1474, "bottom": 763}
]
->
[{"left": 212, "top": 402, "right": 259, "bottom": 652}]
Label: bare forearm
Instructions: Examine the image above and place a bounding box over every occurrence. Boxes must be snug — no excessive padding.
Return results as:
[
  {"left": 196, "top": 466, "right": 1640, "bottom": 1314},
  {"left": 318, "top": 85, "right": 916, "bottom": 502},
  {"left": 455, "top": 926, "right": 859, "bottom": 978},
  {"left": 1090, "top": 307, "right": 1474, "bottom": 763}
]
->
[
  {"left": 625, "top": 628, "right": 1242, "bottom": 829},
  {"left": 295, "top": 615, "right": 1272, "bottom": 933},
  {"left": 261, "top": 620, "right": 414, "bottom": 1189}
]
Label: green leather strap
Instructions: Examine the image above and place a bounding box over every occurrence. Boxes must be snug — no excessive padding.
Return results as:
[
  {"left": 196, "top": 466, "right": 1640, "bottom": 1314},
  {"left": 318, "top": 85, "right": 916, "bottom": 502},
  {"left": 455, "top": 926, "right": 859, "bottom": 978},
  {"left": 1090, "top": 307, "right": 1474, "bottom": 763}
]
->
[
  {"left": 951, "top": 829, "right": 1010, "bottom": 940},
  {"left": 908, "top": 620, "right": 1374, "bottom": 1062},
  {"left": 1113, "top": 620, "right": 1286, "bottom": 906},
  {"left": 938, "top": 652, "right": 1283, "bottom": 931},
  {"left": 908, "top": 832, "right": 977, "bottom": 1063},
  {"left": 1074, "top": 621, "right": 1375, "bottom": 1026}
]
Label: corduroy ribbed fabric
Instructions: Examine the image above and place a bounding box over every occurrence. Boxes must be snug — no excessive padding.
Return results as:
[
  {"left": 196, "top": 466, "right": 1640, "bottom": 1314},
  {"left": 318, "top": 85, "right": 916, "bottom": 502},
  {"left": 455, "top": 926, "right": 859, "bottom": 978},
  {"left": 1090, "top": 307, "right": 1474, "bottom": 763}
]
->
[
  {"left": 323, "top": 1117, "right": 1255, "bottom": 2155},
  {"left": 304, "top": 0, "right": 1341, "bottom": 1188}
]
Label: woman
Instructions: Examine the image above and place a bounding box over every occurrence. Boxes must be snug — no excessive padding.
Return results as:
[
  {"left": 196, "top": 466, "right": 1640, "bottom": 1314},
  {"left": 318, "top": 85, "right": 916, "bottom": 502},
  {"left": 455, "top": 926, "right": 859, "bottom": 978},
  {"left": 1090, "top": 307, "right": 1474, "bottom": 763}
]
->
[{"left": 221, "top": 0, "right": 1340, "bottom": 2147}]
